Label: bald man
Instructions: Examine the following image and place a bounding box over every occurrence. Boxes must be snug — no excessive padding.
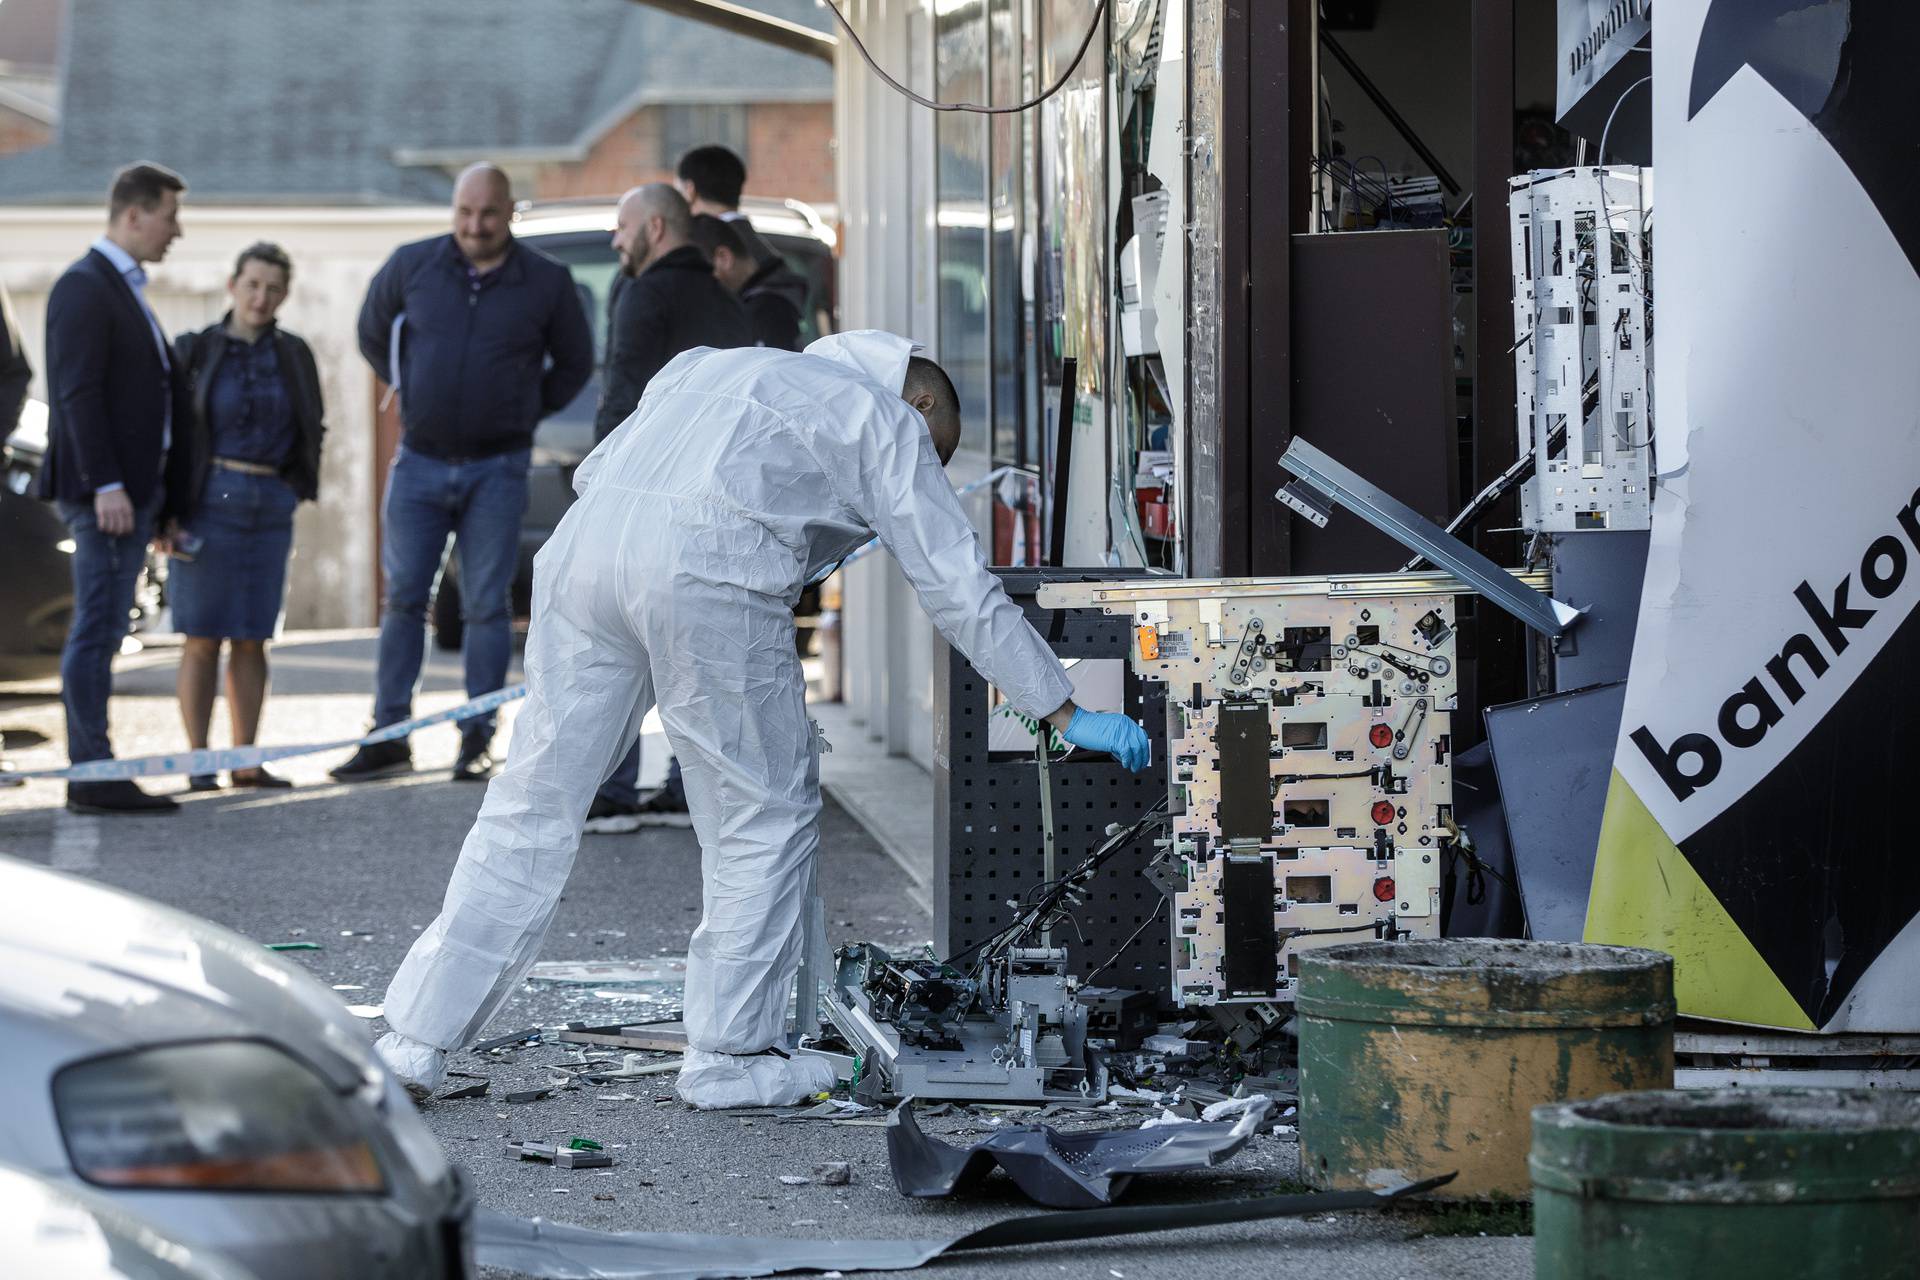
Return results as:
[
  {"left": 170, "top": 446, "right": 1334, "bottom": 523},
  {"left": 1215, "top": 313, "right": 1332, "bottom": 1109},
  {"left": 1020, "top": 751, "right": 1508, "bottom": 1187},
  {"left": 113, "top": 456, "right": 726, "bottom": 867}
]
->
[
  {"left": 341, "top": 163, "right": 593, "bottom": 785},
  {"left": 587, "top": 184, "right": 752, "bottom": 828},
  {"left": 593, "top": 184, "right": 750, "bottom": 442}
]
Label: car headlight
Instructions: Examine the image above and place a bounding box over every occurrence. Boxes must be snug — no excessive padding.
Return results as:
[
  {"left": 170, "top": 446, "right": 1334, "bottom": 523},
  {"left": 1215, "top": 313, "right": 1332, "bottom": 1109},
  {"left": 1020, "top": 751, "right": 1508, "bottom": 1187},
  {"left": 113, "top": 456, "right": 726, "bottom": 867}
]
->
[{"left": 53, "top": 1040, "right": 387, "bottom": 1194}]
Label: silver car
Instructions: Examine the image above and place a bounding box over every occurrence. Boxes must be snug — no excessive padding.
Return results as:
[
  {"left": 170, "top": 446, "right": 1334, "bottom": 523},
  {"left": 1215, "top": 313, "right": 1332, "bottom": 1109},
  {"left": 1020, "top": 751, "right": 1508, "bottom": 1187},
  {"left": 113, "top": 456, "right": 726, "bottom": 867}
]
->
[
  {"left": 0, "top": 856, "right": 472, "bottom": 1277},
  {"left": 1, "top": 1160, "right": 260, "bottom": 1280}
]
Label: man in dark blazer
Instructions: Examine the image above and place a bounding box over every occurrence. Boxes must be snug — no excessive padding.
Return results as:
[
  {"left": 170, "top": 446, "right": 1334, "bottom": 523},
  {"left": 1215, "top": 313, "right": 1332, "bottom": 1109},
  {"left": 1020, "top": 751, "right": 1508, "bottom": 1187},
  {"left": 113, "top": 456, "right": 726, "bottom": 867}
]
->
[{"left": 39, "top": 162, "right": 194, "bottom": 814}]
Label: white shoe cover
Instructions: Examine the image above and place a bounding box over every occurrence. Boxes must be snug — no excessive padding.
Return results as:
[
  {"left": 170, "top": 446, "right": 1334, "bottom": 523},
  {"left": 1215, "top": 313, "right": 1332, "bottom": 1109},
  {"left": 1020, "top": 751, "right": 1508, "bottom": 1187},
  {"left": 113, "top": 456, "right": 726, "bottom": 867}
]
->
[
  {"left": 676, "top": 1049, "right": 836, "bottom": 1109},
  {"left": 375, "top": 1030, "right": 448, "bottom": 1098}
]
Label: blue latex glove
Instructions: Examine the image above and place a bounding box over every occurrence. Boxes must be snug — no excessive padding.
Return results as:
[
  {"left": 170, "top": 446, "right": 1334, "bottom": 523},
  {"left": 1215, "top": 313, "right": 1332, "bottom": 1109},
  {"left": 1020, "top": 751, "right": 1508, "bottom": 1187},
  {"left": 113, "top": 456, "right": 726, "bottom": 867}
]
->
[{"left": 1062, "top": 707, "right": 1152, "bottom": 772}]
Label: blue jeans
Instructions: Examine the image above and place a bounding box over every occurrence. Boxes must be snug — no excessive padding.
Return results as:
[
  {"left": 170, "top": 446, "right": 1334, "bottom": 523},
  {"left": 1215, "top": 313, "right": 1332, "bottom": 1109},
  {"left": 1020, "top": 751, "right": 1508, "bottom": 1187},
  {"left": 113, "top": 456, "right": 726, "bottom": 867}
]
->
[
  {"left": 58, "top": 496, "right": 159, "bottom": 763},
  {"left": 375, "top": 445, "right": 529, "bottom": 741}
]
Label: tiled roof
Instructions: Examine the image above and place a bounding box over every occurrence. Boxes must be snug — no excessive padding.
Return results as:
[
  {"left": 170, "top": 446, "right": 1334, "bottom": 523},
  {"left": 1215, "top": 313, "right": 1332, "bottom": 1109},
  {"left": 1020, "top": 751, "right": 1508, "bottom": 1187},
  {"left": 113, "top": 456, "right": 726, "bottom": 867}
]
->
[{"left": 0, "top": 0, "right": 831, "bottom": 204}]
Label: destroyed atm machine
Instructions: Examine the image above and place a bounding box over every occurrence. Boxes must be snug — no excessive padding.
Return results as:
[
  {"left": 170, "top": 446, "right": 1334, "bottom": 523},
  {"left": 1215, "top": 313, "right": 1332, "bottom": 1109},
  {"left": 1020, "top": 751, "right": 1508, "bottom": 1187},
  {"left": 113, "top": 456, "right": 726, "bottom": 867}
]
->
[
  {"left": 1036, "top": 574, "right": 1459, "bottom": 1008},
  {"left": 1038, "top": 445, "right": 1577, "bottom": 1015},
  {"left": 814, "top": 450, "right": 1576, "bottom": 1097}
]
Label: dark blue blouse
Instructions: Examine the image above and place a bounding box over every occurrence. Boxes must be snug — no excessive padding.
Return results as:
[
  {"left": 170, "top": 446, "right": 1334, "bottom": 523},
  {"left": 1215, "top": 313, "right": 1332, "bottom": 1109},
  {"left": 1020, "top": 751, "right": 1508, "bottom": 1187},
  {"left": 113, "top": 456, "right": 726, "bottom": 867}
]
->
[{"left": 207, "top": 329, "right": 297, "bottom": 466}]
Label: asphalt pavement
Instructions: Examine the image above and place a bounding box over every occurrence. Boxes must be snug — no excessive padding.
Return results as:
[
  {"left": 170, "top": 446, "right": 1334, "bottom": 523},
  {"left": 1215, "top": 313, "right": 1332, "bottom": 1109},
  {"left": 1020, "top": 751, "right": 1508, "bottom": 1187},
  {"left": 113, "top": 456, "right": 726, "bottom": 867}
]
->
[{"left": 0, "top": 629, "right": 1532, "bottom": 1279}]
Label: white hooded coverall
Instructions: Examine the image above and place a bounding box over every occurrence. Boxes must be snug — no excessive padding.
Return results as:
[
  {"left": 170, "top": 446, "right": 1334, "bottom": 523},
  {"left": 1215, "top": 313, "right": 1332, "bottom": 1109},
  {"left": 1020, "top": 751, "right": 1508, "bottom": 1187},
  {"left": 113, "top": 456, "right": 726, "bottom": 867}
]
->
[{"left": 378, "top": 331, "right": 1076, "bottom": 1107}]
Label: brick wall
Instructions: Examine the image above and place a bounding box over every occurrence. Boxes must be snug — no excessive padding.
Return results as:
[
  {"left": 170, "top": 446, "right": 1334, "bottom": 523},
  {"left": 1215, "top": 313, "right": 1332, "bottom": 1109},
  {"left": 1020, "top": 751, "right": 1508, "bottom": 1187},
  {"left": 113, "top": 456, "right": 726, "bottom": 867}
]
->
[
  {"left": 0, "top": 105, "right": 50, "bottom": 157},
  {"left": 532, "top": 101, "right": 833, "bottom": 205}
]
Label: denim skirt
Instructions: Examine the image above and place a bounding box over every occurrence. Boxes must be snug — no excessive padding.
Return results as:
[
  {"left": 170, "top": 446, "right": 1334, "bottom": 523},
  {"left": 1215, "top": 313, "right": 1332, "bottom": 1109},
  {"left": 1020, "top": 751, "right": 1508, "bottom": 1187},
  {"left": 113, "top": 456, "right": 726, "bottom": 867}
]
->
[{"left": 169, "top": 469, "right": 298, "bottom": 640}]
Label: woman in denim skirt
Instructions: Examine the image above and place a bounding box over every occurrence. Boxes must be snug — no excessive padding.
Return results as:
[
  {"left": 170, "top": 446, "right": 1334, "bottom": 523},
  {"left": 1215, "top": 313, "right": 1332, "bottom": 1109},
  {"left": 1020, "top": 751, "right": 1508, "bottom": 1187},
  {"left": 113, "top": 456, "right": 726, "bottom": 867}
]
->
[{"left": 168, "top": 242, "right": 326, "bottom": 790}]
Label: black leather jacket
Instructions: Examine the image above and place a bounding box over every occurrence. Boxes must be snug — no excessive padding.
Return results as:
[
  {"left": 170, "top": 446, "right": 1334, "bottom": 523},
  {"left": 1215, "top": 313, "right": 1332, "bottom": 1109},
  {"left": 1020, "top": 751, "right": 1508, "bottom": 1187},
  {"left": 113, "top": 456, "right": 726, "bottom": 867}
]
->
[{"left": 174, "top": 318, "right": 326, "bottom": 509}]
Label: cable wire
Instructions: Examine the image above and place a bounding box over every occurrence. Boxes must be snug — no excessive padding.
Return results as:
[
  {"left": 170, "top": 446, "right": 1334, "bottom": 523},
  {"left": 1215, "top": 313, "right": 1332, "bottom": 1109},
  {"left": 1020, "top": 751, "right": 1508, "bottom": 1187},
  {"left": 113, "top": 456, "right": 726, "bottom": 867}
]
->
[
  {"left": 1597, "top": 75, "right": 1651, "bottom": 167},
  {"left": 821, "top": 0, "right": 1109, "bottom": 115},
  {"left": 1083, "top": 896, "right": 1168, "bottom": 983}
]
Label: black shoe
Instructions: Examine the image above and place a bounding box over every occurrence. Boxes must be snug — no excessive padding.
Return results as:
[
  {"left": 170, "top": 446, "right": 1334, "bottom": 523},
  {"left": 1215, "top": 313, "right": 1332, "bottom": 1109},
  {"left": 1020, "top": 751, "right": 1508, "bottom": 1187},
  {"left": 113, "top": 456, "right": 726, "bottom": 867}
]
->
[
  {"left": 583, "top": 793, "right": 643, "bottom": 834},
  {"left": 329, "top": 739, "right": 412, "bottom": 782},
  {"left": 187, "top": 773, "right": 222, "bottom": 792},
  {"left": 636, "top": 787, "right": 689, "bottom": 816},
  {"left": 68, "top": 779, "right": 180, "bottom": 815},
  {"left": 231, "top": 764, "right": 293, "bottom": 789},
  {"left": 617, "top": 787, "right": 693, "bottom": 828},
  {"left": 452, "top": 737, "right": 495, "bottom": 782}
]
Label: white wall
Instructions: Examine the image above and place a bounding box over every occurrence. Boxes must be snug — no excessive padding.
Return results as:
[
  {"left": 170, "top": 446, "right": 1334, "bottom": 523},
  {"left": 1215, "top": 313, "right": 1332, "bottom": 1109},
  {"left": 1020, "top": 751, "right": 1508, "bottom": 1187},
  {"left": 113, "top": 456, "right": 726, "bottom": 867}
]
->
[
  {"left": 0, "top": 204, "right": 446, "bottom": 629},
  {"left": 835, "top": 0, "right": 950, "bottom": 770}
]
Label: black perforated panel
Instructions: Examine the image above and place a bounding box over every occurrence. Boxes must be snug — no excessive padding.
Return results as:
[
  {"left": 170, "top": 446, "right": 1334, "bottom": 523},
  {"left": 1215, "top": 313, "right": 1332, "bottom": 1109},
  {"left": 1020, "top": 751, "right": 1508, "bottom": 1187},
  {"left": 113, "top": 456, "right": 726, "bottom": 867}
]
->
[{"left": 933, "top": 570, "right": 1172, "bottom": 1006}]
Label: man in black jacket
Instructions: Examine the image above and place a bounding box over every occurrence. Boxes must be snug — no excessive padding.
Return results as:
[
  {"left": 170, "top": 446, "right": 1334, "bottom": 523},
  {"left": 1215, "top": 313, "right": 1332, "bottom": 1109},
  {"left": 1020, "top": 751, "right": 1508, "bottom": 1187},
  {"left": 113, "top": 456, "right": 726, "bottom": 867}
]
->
[
  {"left": 40, "top": 162, "right": 194, "bottom": 814},
  {"left": 585, "top": 184, "right": 750, "bottom": 831},
  {"left": 591, "top": 184, "right": 751, "bottom": 441},
  {"left": 334, "top": 163, "right": 593, "bottom": 784},
  {"left": 690, "top": 215, "right": 805, "bottom": 353},
  {"left": 676, "top": 146, "right": 811, "bottom": 350}
]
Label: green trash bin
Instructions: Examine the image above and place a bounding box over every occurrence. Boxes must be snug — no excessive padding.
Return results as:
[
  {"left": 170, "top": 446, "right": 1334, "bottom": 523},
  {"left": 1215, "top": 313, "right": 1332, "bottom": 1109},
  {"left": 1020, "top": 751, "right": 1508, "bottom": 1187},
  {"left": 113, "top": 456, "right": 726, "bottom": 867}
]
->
[
  {"left": 1298, "top": 939, "right": 1674, "bottom": 1199},
  {"left": 1531, "top": 1088, "right": 1920, "bottom": 1279}
]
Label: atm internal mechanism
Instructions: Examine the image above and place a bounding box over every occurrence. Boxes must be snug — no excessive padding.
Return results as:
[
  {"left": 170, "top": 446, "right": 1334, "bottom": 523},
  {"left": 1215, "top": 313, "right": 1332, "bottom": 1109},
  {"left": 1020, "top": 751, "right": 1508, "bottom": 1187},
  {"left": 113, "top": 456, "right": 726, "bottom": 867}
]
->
[{"left": 1038, "top": 574, "right": 1468, "bottom": 1008}]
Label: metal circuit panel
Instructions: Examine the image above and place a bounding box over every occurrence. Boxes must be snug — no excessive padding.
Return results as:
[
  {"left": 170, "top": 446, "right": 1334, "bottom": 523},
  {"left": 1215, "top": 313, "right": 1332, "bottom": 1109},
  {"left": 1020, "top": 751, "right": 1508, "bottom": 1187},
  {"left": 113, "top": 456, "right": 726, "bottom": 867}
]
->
[
  {"left": 1039, "top": 574, "right": 1461, "bottom": 1007},
  {"left": 1510, "top": 167, "right": 1652, "bottom": 532}
]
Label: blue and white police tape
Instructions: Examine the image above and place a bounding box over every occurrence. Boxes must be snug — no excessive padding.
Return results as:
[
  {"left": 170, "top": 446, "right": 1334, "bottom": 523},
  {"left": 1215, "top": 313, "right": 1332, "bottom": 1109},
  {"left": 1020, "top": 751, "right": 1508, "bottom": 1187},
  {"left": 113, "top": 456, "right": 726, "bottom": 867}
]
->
[
  {"left": 0, "top": 683, "right": 528, "bottom": 784},
  {"left": 4, "top": 467, "right": 1030, "bottom": 785}
]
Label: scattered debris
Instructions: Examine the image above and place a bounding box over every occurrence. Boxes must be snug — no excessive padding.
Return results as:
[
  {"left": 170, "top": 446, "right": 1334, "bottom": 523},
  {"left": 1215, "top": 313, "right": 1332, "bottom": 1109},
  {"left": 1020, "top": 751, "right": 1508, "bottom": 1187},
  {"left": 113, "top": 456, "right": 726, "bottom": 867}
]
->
[
  {"left": 473, "top": 1177, "right": 1456, "bottom": 1277},
  {"left": 779, "top": 1100, "right": 870, "bottom": 1123},
  {"left": 472, "top": 1028, "right": 543, "bottom": 1054},
  {"left": 527, "top": 959, "right": 687, "bottom": 987},
  {"left": 558, "top": 1150, "right": 613, "bottom": 1170},
  {"left": 441, "top": 1081, "right": 490, "bottom": 1100},
  {"left": 265, "top": 941, "right": 320, "bottom": 952},
  {"left": 506, "top": 1088, "right": 553, "bottom": 1105},
  {"left": 579, "top": 1052, "right": 684, "bottom": 1081},
  {"left": 507, "top": 1140, "right": 558, "bottom": 1161},
  {"left": 778, "top": 1175, "right": 811, "bottom": 1187},
  {"left": 887, "top": 1096, "right": 1275, "bottom": 1209},
  {"left": 505, "top": 1140, "right": 615, "bottom": 1170},
  {"left": 331, "top": 983, "right": 366, "bottom": 991},
  {"left": 339, "top": 929, "right": 372, "bottom": 938},
  {"left": 1077, "top": 986, "right": 1157, "bottom": 1049},
  {"left": 1142, "top": 1034, "right": 1211, "bottom": 1059},
  {"left": 344, "top": 1004, "right": 383, "bottom": 1019},
  {"left": 813, "top": 1162, "right": 852, "bottom": 1186},
  {"left": 593, "top": 1193, "right": 616, "bottom": 1201},
  {"left": 559, "top": 1021, "right": 689, "bottom": 1053}
]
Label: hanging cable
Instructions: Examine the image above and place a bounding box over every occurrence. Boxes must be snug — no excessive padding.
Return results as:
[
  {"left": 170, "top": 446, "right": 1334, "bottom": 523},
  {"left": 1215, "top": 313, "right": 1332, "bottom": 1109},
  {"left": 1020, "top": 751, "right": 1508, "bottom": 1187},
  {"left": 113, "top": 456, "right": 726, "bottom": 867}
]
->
[
  {"left": 1597, "top": 75, "right": 1651, "bottom": 167},
  {"left": 820, "top": 0, "right": 1109, "bottom": 115}
]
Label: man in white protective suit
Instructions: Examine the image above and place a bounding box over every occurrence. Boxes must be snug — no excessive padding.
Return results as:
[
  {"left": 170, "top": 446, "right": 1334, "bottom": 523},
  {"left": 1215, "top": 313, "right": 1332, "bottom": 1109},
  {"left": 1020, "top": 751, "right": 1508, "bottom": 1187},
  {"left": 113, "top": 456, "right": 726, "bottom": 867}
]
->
[{"left": 374, "top": 330, "right": 1153, "bottom": 1108}]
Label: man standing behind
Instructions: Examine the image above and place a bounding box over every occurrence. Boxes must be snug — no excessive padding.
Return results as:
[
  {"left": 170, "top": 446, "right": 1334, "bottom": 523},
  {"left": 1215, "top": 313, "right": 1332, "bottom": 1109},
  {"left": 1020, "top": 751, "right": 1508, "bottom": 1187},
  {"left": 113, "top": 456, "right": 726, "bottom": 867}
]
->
[
  {"left": 675, "top": 146, "right": 808, "bottom": 351},
  {"left": 40, "top": 162, "right": 193, "bottom": 814},
  {"left": 690, "top": 215, "right": 804, "bottom": 353},
  {"left": 586, "top": 184, "right": 750, "bottom": 831},
  {"left": 333, "top": 163, "right": 592, "bottom": 784},
  {"left": 592, "top": 184, "right": 750, "bottom": 442}
]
